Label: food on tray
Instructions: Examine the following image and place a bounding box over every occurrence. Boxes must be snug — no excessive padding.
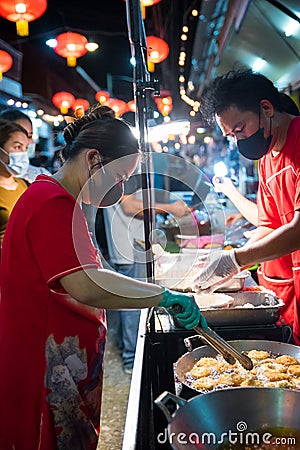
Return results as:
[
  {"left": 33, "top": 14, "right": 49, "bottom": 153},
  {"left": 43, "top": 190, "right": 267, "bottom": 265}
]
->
[
  {"left": 193, "top": 292, "right": 234, "bottom": 308},
  {"left": 186, "top": 350, "right": 300, "bottom": 392}
]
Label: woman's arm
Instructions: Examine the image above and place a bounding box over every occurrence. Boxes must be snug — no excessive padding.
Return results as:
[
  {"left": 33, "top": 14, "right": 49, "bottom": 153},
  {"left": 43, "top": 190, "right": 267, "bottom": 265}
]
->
[{"left": 60, "top": 268, "right": 163, "bottom": 309}]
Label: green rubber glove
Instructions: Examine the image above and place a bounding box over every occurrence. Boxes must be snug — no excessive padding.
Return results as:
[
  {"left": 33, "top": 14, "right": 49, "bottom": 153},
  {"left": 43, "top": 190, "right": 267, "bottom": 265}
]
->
[{"left": 159, "top": 287, "right": 208, "bottom": 330}]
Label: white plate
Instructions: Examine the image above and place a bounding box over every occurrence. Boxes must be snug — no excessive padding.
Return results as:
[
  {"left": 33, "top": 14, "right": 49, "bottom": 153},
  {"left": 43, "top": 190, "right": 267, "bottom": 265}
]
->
[{"left": 194, "top": 293, "right": 234, "bottom": 309}]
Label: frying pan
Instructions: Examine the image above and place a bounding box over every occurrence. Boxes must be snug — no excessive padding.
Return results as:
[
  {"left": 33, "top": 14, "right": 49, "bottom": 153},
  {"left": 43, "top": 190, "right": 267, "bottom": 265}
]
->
[
  {"left": 155, "top": 387, "right": 300, "bottom": 450},
  {"left": 175, "top": 339, "right": 300, "bottom": 394}
]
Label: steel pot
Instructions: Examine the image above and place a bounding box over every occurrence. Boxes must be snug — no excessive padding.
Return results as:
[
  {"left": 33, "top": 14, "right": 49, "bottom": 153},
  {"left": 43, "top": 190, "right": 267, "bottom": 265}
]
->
[
  {"left": 155, "top": 388, "right": 300, "bottom": 449},
  {"left": 175, "top": 339, "right": 300, "bottom": 394}
]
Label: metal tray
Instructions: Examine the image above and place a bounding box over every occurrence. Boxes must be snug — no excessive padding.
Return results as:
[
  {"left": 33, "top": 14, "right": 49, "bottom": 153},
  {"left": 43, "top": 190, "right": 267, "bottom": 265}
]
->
[
  {"left": 201, "top": 291, "right": 284, "bottom": 326},
  {"left": 173, "top": 291, "right": 284, "bottom": 327}
]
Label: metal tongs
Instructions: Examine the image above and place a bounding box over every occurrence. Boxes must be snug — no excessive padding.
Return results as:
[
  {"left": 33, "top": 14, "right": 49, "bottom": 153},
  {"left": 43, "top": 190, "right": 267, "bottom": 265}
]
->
[
  {"left": 172, "top": 303, "right": 253, "bottom": 370},
  {"left": 191, "top": 324, "right": 253, "bottom": 370}
]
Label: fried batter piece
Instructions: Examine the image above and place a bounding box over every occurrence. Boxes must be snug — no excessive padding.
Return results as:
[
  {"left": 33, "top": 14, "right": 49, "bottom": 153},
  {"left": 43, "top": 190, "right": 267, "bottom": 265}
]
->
[
  {"left": 275, "top": 355, "right": 299, "bottom": 366},
  {"left": 259, "top": 362, "right": 287, "bottom": 373},
  {"left": 193, "top": 377, "right": 218, "bottom": 390},
  {"left": 247, "top": 350, "right": 270, "bottom": 360},
  {"left": 218, "top": 373, "right": 244, "bottom": 386},
  {"left": 189, "top": 366, "right": 211, "bottom": 379},
  {"left": 241, "top": 376, "right": 263, "bottom": 387},
  {"left": 287, "top": 365, "right": 300, "bottom": 377},
  {"left": 263, "top": 371, "right": 291, "bottom": 382},
  {"left": 196, "top": 357, "right": 219, "bottom": 367}
]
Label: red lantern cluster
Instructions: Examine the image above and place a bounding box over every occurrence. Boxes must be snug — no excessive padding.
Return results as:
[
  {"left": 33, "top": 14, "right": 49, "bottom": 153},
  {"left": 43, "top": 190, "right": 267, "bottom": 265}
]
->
[
  {"left": 154, "top": 90, "right": 173, "bottom": 116},
  {"left": 146, "top": 36, "right": 169, "bottom": 72},
  {"left": 54, "top": 32, "right": 88, "bottom": 67},
  {"left": 95, "top": 90, "right": 110, "bottom": 105},
  {"left": 0, "top": 50, "right": 13, "bottom": 81},
  {"left": 0, "top": 0, "right": 47, "bottom": 36},
  {"left": 72, "top": 98, "right": 90, "bottom": 112},
  {"left": 127, "top": 100, "right": 136, "bottom": 113},
  {"left": 52, "top": 91, "right": 75, "bottom": 114},
  {"left": 105, "top": 98, "right": 129, "bottom": 117}
]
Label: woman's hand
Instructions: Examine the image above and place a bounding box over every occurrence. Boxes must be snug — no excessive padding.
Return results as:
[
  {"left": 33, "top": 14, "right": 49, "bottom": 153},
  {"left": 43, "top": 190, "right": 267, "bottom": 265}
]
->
[{"left": 159, "top": 288, "right": 207, "bottom": 330}]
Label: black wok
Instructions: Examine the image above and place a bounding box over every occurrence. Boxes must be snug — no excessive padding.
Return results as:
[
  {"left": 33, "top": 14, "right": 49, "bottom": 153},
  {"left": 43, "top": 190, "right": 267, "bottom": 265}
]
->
[
  {"left": 175, "top": 339, "right": 300, "bottom": 394},
  {"left": 155, "top": 388, "right": 300, "bottom": 449}
]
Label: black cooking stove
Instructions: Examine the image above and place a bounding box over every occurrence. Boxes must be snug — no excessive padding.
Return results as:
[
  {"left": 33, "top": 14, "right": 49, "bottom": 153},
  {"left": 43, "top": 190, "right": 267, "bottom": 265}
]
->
[{"left": 122, "top": 309, "right": 292, "bottom": 450}]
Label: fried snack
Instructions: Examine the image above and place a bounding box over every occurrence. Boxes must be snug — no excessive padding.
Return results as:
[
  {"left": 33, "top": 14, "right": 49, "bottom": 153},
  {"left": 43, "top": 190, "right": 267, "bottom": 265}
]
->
[
  {"left": 287, "top": 365, "right": 300, "bottom": 377},
  {"left": 241, "top": 377, "right": 263, "bottom": 387},
  {"left": 190, "top": 366, "right": 211, "bottom": 378},
  {"left": 259, "top": 362, "right": 287, "bottom": 373},
  {"left": 263, "top": 371, "right": 291, "bottom": 382},
  {"left": 247, "top": 350, "right": 270, "bottom": 360},
  {"left": 187, "top": 349, "right": 300, "bottom": 393},
  {"left": 193, "top": 377, "right": 218, "bottom": 390},
  {"left": 218, "top": 373, "right": 244, "bottom": 386},
  {"left": 275, "top": 355, "right": 299, "bottom": 366},
  {"left": 196, "top": 357, "right": 219, "bottom": 367}
]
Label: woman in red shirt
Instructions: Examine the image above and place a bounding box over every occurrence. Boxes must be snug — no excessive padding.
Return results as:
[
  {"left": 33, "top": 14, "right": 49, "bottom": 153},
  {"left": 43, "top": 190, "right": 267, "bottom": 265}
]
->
[{"left": 0, "top": 105, "right": 203, "bottom": 450}]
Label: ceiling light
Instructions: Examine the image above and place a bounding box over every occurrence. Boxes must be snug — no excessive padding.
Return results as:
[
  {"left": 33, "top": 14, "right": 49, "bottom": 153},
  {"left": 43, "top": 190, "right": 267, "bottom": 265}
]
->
[
  {"left": 130, "top": 56, "right": 136, "bottom": 66},
  {"left": 252, "top": 57, "right": 266, "bottom": 72},
  {"left": 182, "top": 26, "right": 188, "bottom": 33},
  {"left": 181, "top": 34, "right": 187, "bottom": 41},
  {"left": 45, "top": 38, "right": 57, "bottom": 48},
  {"left": 284, "top": 19, "right": 300, "bottom": 37},
  {"left": 85, "top": 42, "right": 99, "bottom": 52},
  {"left": 192, "top": 9, "right": 198, "bottom": 17}
]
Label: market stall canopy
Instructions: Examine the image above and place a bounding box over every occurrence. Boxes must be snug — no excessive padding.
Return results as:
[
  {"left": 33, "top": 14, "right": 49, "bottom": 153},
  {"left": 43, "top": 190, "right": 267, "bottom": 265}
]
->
[{"left": 188, "top": 0, "right": 300, "bottom": 98}]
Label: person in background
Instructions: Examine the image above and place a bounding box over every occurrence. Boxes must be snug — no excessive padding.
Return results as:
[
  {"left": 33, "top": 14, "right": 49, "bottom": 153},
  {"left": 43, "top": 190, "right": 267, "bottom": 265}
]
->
[
  {"left": 0, "top": 120, "right": 29, "bottom": 247},
  {"left": 194, "top": 69, "right": 300, "bottom": 345},
  {"left": 0, "top": 109, "right": 52, "bottom": 183},
  {"left": 104, "top": 172, "right": 190, "bottom": 373},
  {"left": 211, "top": 92, "right": 300, "bottom": 327},
  {"left": 0, "top": 105, "right": 204, "bottom": 449}
]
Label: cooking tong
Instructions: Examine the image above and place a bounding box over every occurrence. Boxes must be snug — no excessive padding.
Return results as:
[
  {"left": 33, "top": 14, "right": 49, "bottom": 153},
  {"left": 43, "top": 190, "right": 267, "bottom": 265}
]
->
[
  {"left": 190, "top": 324, "right": 253, "bottom": 370},
  {"left": 171, "top": 303, "right": 253, "bottom": 370}
]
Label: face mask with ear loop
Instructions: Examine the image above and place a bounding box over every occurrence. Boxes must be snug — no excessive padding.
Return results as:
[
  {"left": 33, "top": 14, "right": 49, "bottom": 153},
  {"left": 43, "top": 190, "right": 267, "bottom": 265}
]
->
[
  {"left": 237, "top": 110, "right": 273, "bottom": 160},
  {"left": 88, "top": 162, "right": 124, "bottom": 208},
  {"left": 0, "top": 147, "right": 30, "bottom": 177}
]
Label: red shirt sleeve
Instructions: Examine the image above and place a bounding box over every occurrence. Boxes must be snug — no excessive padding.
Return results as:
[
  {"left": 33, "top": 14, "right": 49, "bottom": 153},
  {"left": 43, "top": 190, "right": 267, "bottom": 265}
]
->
[{"left": 27, "top": 194, "right": 99, "bottom": 290}]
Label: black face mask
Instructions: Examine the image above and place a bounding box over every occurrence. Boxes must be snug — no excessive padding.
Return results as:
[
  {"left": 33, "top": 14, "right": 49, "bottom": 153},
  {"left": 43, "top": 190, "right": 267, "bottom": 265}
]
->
[
  {"left": 88, "top": 165, "right": 124, "bottom": 208},
  {"left": 237, "top": 116, "right": 273, "bottom": 160}
]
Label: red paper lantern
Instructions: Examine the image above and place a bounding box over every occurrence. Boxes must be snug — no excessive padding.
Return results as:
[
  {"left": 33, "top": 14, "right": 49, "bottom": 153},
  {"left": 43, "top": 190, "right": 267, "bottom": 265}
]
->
[
  {"left": 52, "top": 91, "right": 75, "bottom": 114},
  {"left": 154, "top": 90, "right": 173, "bottom": 116},
  {"left": 54, "top": 32, "right": 88, "bottom": 67},
  {"left": 0, "top": 0, "right": 47, "bottom": 36},
  {"left": 127, "top": 100, "right": 136, "bottom": 113},
  {"left": 105, "top": 98, "right": 129, "bottom": 117},
  {"left": 0, "top": 50, "right": 13, "bottom": 81},
  {"left": 95, "top": 90, "right": 110, "bottom": 105},
  {"left": 72, "top": 98, "right": 90, "bottom": 112},
  {"left": 146, "top": 36, "right": 169, "bottom": 72}
]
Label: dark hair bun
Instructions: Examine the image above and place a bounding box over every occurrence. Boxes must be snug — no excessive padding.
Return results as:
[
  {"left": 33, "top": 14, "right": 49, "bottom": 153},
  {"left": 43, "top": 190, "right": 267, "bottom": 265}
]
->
[{"left": 63, "top": 105, "right": 116, "bottom": 145}]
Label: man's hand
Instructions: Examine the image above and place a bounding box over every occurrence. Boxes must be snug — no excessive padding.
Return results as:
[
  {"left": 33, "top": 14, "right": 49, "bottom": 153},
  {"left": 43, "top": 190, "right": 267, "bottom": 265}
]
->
[{"left": 192, "top": 249, "right": 241, "bottom": 291}]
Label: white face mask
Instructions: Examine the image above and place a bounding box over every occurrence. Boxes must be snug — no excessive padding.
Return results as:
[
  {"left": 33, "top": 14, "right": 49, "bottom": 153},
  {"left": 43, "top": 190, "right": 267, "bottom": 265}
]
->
[
  {"left": 0, "top": 147, "right": 29, "bottom": 178},
  {"left": 26, "top": 142, "right": 36, "bottom": 159}
]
